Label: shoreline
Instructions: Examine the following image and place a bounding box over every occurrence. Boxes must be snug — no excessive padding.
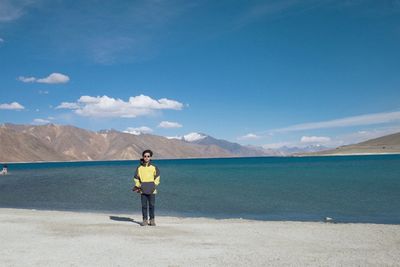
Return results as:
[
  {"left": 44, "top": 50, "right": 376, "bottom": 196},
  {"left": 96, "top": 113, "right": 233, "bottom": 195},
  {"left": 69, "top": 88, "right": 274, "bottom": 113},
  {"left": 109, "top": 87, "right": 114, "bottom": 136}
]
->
[
  {"left": 2, "top": 207, "right": 397, "bottom": 225},
  {"left": 3, "top": 152, "right": 400, "bottom": 164},
  {"left": 2, "top": 206, "right": 399, "bottom": 226},
  {"left": 1, "top": 208, "right": 399, "bottom": 266}
]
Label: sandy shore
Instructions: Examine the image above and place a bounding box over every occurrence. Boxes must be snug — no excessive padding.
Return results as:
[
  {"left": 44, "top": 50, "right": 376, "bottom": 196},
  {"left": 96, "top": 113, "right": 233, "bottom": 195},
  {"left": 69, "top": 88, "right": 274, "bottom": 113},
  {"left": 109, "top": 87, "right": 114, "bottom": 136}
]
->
[{"left": 0, "top": 208, "right": 399, "bottom": 266}]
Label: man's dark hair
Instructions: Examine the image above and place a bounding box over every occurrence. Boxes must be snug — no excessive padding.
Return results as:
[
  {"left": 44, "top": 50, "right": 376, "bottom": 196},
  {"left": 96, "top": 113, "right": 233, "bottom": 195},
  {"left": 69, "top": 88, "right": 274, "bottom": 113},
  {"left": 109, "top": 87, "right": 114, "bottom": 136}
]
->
[{"left": 142, "top": 149, "right": 153, "bottom": 157}]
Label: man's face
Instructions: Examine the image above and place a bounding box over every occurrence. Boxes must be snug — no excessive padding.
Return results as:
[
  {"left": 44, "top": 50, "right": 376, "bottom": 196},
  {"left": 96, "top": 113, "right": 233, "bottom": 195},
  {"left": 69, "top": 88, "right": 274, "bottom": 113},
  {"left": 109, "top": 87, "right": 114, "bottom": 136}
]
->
[{"left": 143, "top": 153, "right": 151, "bottom": 163}]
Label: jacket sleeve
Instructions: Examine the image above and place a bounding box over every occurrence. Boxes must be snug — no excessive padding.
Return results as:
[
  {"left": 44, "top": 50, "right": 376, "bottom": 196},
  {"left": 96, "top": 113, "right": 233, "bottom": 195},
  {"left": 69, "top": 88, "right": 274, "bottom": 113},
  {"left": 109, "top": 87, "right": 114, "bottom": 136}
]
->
[
  {"left": 133, "top": 166, "right": 141, "bottom": 187},
  {"left": 154, "top": 166, "right": 160, "bottom": 186}
]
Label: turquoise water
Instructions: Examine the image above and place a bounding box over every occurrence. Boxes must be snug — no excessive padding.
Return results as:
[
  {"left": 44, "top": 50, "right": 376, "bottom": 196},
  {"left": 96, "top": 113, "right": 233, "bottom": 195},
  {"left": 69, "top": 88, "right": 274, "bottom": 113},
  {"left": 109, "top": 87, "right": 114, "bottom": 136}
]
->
[{"left": 1, "top": 155, "right": 399, "bottom": 224}]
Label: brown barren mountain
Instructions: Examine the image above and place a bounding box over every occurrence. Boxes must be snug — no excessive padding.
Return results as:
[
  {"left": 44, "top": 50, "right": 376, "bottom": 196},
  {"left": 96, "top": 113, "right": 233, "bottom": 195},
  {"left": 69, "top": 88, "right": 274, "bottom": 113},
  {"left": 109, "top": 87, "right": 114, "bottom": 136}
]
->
[
  {"left": 2, "top": 124, "right": 399, "bottom": 161},
  {"left": 0, "top": 124, "right": 251, "bottom": 162}
]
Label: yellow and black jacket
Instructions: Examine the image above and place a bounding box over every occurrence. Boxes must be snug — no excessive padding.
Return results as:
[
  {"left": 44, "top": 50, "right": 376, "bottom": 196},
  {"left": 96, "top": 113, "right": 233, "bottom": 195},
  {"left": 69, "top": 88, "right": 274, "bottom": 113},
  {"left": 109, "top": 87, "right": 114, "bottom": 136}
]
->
[{"left": 133, "top": 161, "right": 160, "bottom": 194}]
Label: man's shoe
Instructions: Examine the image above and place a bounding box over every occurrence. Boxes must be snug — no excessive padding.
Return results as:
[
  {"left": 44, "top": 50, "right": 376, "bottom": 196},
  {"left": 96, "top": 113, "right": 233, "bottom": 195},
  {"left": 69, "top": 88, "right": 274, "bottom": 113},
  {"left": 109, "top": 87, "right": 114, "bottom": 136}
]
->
[
  {"left": 149, "top": 219, "right": 156, "bottom": 226},
  {"left": 141, "top": 220, "right": 148, "bottom": 226}
]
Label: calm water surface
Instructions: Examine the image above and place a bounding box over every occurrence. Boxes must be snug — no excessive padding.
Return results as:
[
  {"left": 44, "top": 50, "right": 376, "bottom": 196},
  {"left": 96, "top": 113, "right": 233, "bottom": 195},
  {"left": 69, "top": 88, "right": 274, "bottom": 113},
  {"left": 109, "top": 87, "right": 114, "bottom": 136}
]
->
[{"left": 1, "top": 155, "right": 399, "bottom": 224}]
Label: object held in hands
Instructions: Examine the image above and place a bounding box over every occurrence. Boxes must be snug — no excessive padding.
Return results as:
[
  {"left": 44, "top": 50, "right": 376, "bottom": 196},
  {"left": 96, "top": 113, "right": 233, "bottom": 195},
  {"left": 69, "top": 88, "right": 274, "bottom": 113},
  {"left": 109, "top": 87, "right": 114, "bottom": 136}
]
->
[{"left": 132, "top": 186, "right": 142, "bottom": 193}]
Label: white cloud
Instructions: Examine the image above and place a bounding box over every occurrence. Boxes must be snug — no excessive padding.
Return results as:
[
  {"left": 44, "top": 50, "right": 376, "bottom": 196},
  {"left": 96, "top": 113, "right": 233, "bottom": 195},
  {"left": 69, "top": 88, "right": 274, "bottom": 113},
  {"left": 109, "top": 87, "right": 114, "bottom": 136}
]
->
[
  {"left": 0, "top": 38, "right": 3, "bottom": 43},
  {"left": 18, "top": 76, "right": 36, "bottom": 83},
  {"left": 37, "top": 73, "right": 70, "bottom": 84},
  {"left": 0, "top": 102, "right": 24, "bottom": 110},
  {"left": 18, "top": 73, "right": 70, "bottom": 84},
  {"left": 274, "top": 111, "right": 400, "bottom": 132},
  {"left": 301, "top": 136, "right": 331, "bottom": 143},
  {"left": 127, "top": 95, "right": 183, "bottom": 110},
  {"left": 33, "top": 118, "right": 50, "bottom": 124},
  {"left": 183, "top": 132, "right": 207, "bottom": 142},
  {"left": 238, "top": 133, "right": 260, "bottom": 140},
  {"left": 56, "top": 102, "right": 80, "bottom": 110},
  {"left": 57, "top": 94, "right": 183, "bottom": 118},
  {"left": 124, "top": 126, "right": 153, "bottom": 135},
  {"left": 158, "top": 121, "right": 182, "bottom": 128},
  {"left": 165, "top": 136, "right": 182, "bottom": 140},
  {"left": 166, "top": 132, "right": 207, "bottom": 142}
]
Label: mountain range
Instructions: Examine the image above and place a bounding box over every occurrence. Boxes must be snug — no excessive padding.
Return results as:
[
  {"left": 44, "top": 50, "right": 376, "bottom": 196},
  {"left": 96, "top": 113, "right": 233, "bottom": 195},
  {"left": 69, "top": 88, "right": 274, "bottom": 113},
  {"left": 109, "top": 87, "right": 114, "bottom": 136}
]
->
[
  {"left": 0, "top": 123, "right": 268, "bottom": 162},
  {"left": 1, "top": 123, "right": 399, "bottom": 162}
]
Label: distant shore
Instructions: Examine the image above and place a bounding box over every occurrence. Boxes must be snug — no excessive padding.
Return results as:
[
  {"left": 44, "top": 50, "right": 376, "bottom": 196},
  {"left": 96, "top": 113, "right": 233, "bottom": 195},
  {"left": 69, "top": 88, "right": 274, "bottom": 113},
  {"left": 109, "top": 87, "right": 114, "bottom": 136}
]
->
[
  {"left": 294, "top": 152, "right": 400, "bottom": 157},
  {"left": 1, "top": 208, "right": 399, "bottom": 266},
  {"left": 3, "top": 152, "right": 400, "bottom": 164}
]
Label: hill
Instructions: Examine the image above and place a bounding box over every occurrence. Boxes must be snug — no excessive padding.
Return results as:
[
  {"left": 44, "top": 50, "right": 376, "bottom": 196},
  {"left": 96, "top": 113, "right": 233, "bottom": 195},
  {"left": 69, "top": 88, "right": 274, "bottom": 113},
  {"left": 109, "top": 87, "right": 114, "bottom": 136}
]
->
[
  {"left": 168, "top": 132, "right": 267, "bottom": 157},
  {"left": 298, "top": 132, "right": 400, "bottom": 156},
  {"left": 0, "top": 123, "right": 264, "bottom": 162}
]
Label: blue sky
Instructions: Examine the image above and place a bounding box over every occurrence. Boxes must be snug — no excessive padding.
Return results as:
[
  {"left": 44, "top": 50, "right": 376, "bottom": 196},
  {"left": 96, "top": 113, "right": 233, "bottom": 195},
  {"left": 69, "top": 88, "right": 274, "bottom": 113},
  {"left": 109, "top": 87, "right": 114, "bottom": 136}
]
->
[{"left": 1, "top": 0, "right": 400, "bottom": 148}]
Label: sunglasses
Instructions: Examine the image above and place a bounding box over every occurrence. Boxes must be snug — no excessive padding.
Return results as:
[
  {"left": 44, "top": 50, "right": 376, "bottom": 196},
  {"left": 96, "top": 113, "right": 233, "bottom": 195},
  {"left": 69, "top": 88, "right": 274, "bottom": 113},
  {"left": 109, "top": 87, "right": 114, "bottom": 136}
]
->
[{"left": 143, "top": 155, "right": 151, "bottom": 158}]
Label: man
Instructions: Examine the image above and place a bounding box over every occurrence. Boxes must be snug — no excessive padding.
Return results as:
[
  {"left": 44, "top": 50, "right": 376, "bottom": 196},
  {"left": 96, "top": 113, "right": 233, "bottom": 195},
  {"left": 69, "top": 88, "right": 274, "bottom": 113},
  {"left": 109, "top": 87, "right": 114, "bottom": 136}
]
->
[
  {"left": 133, "top": 150, "right": 160, "bottom": 226},
  {"left": 1, "top": 164, "right": 7, "bottom": 175}
]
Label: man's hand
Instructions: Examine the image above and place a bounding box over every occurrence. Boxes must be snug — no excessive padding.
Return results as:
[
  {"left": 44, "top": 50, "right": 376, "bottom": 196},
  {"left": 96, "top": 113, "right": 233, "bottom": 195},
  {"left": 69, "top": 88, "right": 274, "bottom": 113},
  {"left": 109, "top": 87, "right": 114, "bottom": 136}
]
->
[{"left": 132, "top": 186, "right": 142, "bottom": 193}]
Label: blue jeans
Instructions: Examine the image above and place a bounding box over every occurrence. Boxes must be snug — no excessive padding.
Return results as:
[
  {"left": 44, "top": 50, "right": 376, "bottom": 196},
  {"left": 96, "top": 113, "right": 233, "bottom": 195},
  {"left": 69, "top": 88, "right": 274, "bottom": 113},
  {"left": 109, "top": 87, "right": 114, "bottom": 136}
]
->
[{"left": 141, "top": 194, "right": 155, "bottom": 220}]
